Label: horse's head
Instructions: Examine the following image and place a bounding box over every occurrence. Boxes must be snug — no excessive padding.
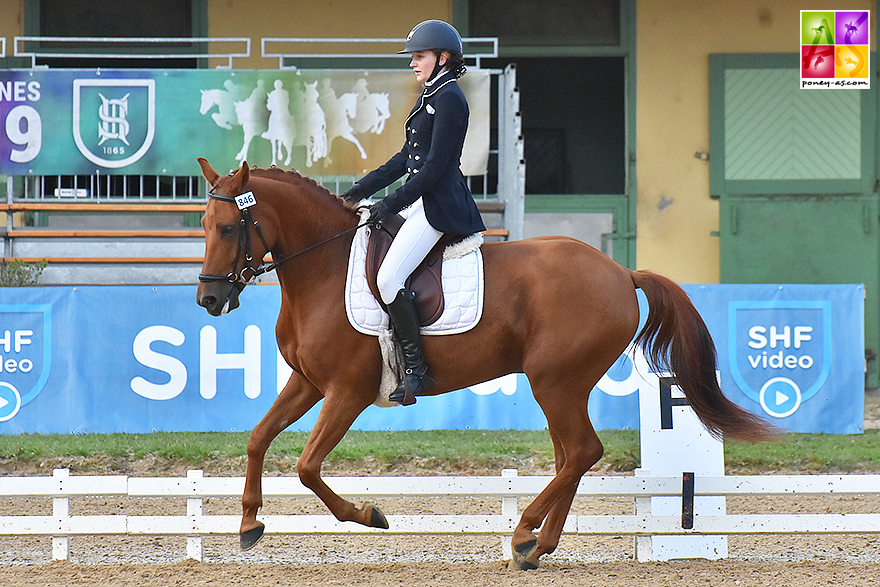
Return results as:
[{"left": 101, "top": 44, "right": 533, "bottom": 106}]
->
[
  {"left": 374, "top": 93, "right": 391, "bottom": 118},
  {"left": 197, "top": 157, "right": 358, "bottom": 317},
  {"left": 196, "top": 157, "right": 264, "bottom": 316},
  {"left": 199, "top": 89, "right": 217, "bottom": 115},
  {"left": 339, "top": 92, "right": 358, "bottom": 119}
]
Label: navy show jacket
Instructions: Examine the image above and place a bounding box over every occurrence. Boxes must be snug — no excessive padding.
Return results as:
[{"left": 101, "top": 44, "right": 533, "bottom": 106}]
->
[{"left": 355, "top": 71, "right": 486, "bottom": 236}]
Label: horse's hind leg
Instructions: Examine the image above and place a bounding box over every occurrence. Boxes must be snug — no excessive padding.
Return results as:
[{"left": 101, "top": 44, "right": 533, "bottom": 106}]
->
[
  {"left": 537, "top": 420, "right": 604, "bottom": 554},
  {"left": 240, "top": 371, "right": 322, "bottom": 550},
  {"left": 511, "top": 384, "right": 604, "bottom": 570}
]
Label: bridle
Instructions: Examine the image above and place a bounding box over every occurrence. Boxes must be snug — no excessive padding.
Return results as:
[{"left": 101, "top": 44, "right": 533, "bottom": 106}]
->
[
  {"left": 198, "top": 188, "right": 370, "bottom": 286},
  {"left": 198, "top": 189, "right": 273, "bottom": 286}
]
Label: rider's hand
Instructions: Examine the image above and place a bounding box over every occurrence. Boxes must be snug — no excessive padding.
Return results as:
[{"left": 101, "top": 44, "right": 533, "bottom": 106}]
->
[
  {"left": 367, "top": 199, "right": 392, "bottom": 226},
  {"left": 340, "top": 183, "right": 366, "bottom": 204}
]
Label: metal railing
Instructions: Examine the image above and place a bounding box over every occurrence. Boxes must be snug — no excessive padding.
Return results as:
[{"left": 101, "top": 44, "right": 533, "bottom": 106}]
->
[
  {"left": 14, "top": 37, "right": 251, "bottom": 69},
  {"left": 11, "top": 173, "right": 204, "bottom": 202},
  {"left": 261, "top": 37, "right": 499, "bottom": 69},
  {"left": 6, "top": 174, "right": 390, "bottom": 204}
]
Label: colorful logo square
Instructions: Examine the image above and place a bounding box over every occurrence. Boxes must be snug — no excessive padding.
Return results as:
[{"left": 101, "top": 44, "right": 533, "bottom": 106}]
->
[
  {"left": 836, "top": 10, "right": 870, "bottom": 44},
  {"left": 801, "top": 11, "right": 836, "bottom": 44},
  {"left": 801, "top": 45, "right": 834, "bottom": 78}
]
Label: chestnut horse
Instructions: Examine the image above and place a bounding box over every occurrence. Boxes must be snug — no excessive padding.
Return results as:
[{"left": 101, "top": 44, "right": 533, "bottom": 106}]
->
[{"left": 195, "top": 158, "right": 771, "bottom": 570}]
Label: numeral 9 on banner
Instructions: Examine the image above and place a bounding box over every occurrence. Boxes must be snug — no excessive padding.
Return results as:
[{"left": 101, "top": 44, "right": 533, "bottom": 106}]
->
[{"left": 4, "top": 105, "right": 41, "bottom": 164}]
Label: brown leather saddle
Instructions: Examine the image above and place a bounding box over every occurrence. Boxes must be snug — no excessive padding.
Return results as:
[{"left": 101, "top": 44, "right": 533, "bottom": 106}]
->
[{"left": 365, "top": 213, "right": 463, "bottom": 326}]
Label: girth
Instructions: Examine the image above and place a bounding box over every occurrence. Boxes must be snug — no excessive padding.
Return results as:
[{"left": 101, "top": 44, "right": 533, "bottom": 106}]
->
[{"left": 365, "top": 213, "right": 464, "bottom": 326}]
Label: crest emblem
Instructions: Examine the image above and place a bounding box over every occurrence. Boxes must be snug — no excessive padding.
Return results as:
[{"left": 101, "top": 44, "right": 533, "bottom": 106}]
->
[
  {"left": 0, "top": 304, "right": 51, "bottom": 422},
  {"left": 728, "top": 300, "right": 830, "bottom": 418},
  {"left": 72, "top": 79, "right": 155, "bottom": 169}
]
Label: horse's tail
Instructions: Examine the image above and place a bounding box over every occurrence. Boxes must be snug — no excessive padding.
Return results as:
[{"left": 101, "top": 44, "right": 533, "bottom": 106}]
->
[{"left": 630, "top": 270, "right": 777, "bottom": 442}]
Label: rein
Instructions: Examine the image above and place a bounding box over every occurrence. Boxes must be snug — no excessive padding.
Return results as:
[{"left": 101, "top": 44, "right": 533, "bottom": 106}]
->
[{"left": 199, "top": 189, "right": 369, "bottom": 286}]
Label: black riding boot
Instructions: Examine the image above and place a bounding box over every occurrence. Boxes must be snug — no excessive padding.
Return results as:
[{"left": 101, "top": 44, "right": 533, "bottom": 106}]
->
[{"left": 387, "top": 288, "right": 435, "bottom": 405}]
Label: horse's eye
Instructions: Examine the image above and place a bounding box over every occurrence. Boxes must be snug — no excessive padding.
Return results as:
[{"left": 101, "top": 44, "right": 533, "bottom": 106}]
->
[{"left": 220, "top": 224, "right": 237, "bottom": 238}]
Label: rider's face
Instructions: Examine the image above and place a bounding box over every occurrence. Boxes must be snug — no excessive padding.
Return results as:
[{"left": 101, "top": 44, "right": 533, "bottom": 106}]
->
[{"left": 410, "top": 50, "right": 446, "bottom": 83}]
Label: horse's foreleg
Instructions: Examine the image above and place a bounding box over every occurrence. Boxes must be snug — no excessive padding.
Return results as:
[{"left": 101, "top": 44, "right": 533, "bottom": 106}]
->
[
  {"left": 296, "top": 393, "right": 387, "bottom": 529},
  {"left": 240, "top": 372, "right": 322, "bottom": 549},
  {"left": 343, "top": 133, "right": 367, "bottom": 159},
  {"left": 236, "top": 135, "right": 253, "bottom": 162}
]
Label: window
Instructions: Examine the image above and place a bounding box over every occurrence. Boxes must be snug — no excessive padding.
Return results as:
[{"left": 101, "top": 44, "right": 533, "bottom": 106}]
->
[
  {"left": 468, "top": 0, "right": 626, "bottom": 195},
  {"left": 34, "top": 0, "right": 198, "bottom": 68},
  {"left": 469, "top": 0, "right": 620, "bottom": 47},
  {"left": 41, "top": 0, "right": 193, "bottom": 38},
  {"left": 480, "top": 56, "right": 625, "bottom": 195}
]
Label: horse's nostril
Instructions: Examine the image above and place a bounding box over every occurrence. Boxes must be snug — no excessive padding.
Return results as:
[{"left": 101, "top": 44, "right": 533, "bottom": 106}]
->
[{"left": 199, "top": 295, "right": 216, "bottom": 309}]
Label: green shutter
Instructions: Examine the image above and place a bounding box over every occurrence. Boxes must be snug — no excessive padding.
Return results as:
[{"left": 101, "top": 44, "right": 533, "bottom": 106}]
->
[{"left": 724, "top": 68, "right": 861, "bottom": 181}]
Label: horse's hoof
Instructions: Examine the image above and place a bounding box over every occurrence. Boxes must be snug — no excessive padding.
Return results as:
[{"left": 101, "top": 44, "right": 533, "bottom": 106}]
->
[
  {"left": 240, "top": 523, "right": 265, "bottom": 551},
  {"left": 364, "top": 502, "right": 389, "bottom": 529},
  {"left": 511, "top": 539, "right": 540, "bottom": 570}
]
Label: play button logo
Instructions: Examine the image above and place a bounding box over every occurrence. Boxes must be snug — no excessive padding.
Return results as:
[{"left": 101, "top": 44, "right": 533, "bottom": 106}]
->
[
  {"left": 759, "top": 377, "right": 802, "bottom": 418},
  {"left": 0, "top": 382, "right": 22, "bottom": 422}
]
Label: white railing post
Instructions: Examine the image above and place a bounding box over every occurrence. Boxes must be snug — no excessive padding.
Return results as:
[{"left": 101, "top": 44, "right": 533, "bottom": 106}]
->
[
  {"left": 500, "top": 468, "right": 518, "bottom": 558},
  {"left": 633, "top": 467, "right": 653, "bottom": 562},
  {"left": 186, "top": 470, "right": 204, "bottom": 562},
  {"left": 51, "top": 468, "right": 70, "bottom": 560}
]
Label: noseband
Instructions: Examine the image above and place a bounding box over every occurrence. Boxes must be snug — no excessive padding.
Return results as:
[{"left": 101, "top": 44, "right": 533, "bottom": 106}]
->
[{"left": 199, "top": 188, "right": 370, "bottom": 286}]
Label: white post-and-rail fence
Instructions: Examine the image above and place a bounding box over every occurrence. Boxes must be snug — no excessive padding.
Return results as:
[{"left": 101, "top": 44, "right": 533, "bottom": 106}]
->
[{"left": 3, "top": 468, "right": 880, "bottom": 562}]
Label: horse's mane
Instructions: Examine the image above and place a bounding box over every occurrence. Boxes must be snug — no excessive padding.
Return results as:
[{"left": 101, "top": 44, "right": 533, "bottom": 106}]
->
[
  {"left": 248, "top": 165, "right": 358, "bottom": 212},
  {"left": 249, "top": 165, "right": 331, "bottom": 196}
]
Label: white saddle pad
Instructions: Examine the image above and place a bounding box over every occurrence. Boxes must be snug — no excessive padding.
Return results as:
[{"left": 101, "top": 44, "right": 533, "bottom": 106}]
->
[{"left": 344, "top": 224, "right": 484, "bottom": 336}]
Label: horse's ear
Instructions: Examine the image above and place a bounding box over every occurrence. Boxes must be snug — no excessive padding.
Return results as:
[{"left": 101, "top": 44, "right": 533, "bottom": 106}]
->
[
  {"left": 232, "top": 160, "right": 249, "bottom": 189},
  {"left": 197, "top": 157, "right": 220, "bottom": 186}
]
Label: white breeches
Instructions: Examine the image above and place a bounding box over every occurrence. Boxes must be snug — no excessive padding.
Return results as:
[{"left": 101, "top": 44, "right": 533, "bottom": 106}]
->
[{"left": 376, "top": 198, "right": 443, "bottom": 304}]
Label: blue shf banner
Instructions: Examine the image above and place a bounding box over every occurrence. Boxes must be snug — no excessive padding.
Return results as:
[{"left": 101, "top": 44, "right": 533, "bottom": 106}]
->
[{"left": 0, "top": 283, "right": 865, "bottom": 435}]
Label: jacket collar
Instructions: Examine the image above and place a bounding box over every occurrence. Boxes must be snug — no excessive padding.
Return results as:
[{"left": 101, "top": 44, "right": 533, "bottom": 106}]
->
[
  {"left": 424, "top": 67, "right": 449, "bottom": 87},
  {"left": 422, "top": 70, "right": 456, "bottom": 98}
]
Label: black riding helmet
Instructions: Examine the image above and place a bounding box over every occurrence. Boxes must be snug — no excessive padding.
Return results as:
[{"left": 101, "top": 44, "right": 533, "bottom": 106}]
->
[
  {"left": 399, "top": 20, "right": 463, "bottom": 54},
  {"left": 399, "top": 20, "right": 466, "bottom": 80}
]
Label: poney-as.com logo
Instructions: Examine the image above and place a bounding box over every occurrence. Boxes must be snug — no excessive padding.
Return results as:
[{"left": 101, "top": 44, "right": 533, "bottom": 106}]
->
[{"left": 800, "top": 10, "right": 870, "bottom": 88}]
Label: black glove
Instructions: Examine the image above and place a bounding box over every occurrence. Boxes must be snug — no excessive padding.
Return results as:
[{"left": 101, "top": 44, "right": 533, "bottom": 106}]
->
[
  {"left": 367, "top": 199, "right": 392, "bottom": 226},
  {"left": 340, "top": 183, "right": 366, "bottom": 203}
]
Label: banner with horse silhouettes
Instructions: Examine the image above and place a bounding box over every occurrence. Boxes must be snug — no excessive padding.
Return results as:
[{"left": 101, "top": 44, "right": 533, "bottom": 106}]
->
[{"left": 0, "top": 68, "right": 489, "bottom": 177}]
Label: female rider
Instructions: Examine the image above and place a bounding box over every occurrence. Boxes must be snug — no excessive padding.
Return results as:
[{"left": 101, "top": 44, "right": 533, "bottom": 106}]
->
[{"left": 341, "top": 20, "right": 486, "bottom": 404}]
